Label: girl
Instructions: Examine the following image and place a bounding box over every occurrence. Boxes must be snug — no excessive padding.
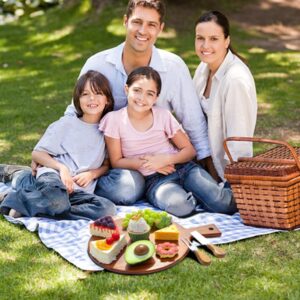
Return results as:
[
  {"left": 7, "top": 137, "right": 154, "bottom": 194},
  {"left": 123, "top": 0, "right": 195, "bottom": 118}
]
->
[
  {"left": 0, "top": 71, "right": 116, "bottom": 220},
  {"left": 99, "top": 66, "right": 236, "bottom": 217},
  {"left": 193, "top": 11, "right": 257, "bottom": 181}
]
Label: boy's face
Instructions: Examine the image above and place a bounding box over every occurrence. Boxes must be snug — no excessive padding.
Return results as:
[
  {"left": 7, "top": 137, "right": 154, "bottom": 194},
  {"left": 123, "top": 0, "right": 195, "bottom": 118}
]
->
[
  {"left": 124, "top": 6, "right": 164, "bottom": 54},
  {"left": 80, "top": 81, "right": 108, "bottom": 118}
]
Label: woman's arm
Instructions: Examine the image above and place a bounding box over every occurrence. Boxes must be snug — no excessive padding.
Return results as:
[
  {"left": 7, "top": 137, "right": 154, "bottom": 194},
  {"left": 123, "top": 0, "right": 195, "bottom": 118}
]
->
[
  {"left": 32, "top": 150, "right": 74, "bottom": 193},
  {"left": 105, "top": 136, "right": 144, "bottom": 170}
]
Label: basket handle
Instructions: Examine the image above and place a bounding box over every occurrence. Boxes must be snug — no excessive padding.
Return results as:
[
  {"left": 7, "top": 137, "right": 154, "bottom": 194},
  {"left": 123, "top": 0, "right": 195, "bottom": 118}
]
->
[{"left": 223, "top": 137, "right": 300, "bottom": 170}]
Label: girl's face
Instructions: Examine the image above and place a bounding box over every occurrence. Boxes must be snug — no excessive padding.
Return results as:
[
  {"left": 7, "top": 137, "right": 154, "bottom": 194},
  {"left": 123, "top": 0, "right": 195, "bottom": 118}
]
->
[
  {"left": 195, "top": 21, "right": 230, "bottom": 70},
  {"left": 80, "top": 80, "right": 108, "bottom": 120},
  {"left": 125, "top": 77, "right": 158, "bottom": 113}
]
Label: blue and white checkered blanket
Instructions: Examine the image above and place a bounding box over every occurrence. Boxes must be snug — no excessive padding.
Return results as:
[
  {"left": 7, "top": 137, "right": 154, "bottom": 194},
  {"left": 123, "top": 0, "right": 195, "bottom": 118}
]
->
[{"left": 4, "top": 199, "right": 299, "bottom": 271}]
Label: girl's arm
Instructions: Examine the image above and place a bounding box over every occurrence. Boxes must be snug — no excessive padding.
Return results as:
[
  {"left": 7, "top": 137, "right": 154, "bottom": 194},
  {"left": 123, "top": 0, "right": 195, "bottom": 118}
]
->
[
  {"left": 105, "top": 136, "right": 144, "bottom": 170},
  {"left": 32, "top": 150, "right": 74, "bottom": 193},
  {"left": 142, "top": 130, "right": 196, "bottom": 171},
  {"left": 72, "top": 159, "right": 110, "bottom": 188}
]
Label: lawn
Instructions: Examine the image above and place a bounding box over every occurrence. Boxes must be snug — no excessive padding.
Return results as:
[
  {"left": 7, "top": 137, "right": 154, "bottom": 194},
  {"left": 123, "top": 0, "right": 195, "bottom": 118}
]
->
[{"left": 0, "top": 1, "right": 299, "bottom": 299}]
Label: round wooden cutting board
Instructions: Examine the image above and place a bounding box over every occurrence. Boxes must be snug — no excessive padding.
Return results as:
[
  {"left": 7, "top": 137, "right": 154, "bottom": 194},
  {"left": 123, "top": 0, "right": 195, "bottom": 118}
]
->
[{"left": 87, "top": 219, "right": 221, "bottom": 275}]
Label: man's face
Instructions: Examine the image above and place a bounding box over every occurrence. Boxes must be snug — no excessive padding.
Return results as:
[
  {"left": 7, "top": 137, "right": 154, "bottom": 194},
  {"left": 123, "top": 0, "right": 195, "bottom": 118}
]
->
[{"left": 124, "top": 6, "right": 164, "bottom": 54}]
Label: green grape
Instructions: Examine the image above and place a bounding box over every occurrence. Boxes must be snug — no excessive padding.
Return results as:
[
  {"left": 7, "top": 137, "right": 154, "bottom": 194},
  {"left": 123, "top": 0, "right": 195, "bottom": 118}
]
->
[
  {"left": 122, "top": 219, "right": 129, "bottom": 229},
  {"left": 147, "top": 218, "right": 154, "bottom": 227}
]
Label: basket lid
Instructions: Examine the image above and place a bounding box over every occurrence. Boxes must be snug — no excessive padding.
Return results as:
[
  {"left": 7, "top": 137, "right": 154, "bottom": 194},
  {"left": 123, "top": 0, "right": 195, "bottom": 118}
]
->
[{"left": 225, "top": 146, "right": 300, "bottom": 177}]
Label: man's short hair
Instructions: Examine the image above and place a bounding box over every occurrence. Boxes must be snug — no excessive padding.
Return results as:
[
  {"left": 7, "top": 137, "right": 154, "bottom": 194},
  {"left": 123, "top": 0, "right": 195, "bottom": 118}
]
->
[{"left": 126, "top": 0, "right": 166, "bottom": 23}]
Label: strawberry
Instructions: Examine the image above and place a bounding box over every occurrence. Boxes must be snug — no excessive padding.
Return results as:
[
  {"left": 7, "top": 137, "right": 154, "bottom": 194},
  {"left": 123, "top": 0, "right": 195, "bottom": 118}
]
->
[
  {"left": 112, "top": 232, "right": 120, "bottom": 241},
  {"left": 106, "top": 237, "right": 114, "bottom": 245}
]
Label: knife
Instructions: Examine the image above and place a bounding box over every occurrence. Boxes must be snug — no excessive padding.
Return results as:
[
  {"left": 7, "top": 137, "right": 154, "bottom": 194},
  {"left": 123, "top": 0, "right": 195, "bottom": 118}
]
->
[
  {"left": 191, "top": 231, "right": 226, "bottom": 258},
  {"left": 182, "top": 238, "right": 211, "bottom": 266}
]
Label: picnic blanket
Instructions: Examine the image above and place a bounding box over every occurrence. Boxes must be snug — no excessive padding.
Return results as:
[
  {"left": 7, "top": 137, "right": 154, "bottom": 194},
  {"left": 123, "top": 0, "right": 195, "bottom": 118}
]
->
[{"left": 3, "top": 199, "right": 299, "bottom": 272}]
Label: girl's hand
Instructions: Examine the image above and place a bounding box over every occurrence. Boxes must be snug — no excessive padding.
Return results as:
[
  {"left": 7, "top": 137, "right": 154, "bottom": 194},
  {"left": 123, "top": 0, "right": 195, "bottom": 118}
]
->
[
  {"left": 156, "top": 164, "right": 176, "bottom": 175},
  {"left": 59, "top": 166, "right": 74, "bottom": 194},
  {"left": 73, "top": 171, "right": 94, "bottom": 188},
  {"left": 140, "top": 154, "right": 171, "bottom": 172}
]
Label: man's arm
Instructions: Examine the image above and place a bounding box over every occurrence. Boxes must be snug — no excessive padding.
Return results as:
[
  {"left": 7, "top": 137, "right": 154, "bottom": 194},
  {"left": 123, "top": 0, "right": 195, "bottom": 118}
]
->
[{"left": 169, "top": 59, "right": 211, "bottom": 160}]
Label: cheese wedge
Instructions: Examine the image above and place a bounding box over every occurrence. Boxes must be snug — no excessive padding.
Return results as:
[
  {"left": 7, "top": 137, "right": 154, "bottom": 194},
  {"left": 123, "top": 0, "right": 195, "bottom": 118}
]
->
[{"left": 154, "top": 224, "right": 179, "bottom": 241}]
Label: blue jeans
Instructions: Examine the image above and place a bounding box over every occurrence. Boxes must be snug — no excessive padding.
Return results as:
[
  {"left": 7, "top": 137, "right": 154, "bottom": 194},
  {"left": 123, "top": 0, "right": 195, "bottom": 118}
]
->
[
  {"left": 0, "top": 171, "right": 116, "bottom": 220},
  {"left": 145, "top": 162, "right": 237, "bottom": 217},
  {"left": 94, "top": 168, "right": 145, "bottom": 205}
]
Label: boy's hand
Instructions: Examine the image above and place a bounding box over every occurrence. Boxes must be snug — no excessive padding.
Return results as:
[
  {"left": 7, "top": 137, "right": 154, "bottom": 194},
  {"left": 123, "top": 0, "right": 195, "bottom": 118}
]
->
[
  {"left": 31, "top": 160, "right": 41, "bottom": 176},
  {"left": 73, "top": 171, "right": 94, "bottom": 188},
  {"left": 59, "top": 165, "right": 74, "bottom": 194}
]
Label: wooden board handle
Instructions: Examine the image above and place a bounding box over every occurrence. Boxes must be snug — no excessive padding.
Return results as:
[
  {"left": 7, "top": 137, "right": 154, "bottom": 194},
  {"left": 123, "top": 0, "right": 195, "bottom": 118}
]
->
[
  {"left": 223, "top": 137, "right": 300, "bottom": 170},
  {"left": 206, "top": 244, "right": 226, "bottom": 258},
  {"left": 193, "top": 249, "right": 211, "bottom": 266}
]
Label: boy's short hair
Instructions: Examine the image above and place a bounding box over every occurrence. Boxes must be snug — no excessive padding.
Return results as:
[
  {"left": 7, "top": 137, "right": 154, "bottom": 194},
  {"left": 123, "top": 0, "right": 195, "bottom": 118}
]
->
[
  {"left": 73, "top": 70, "right": 114, "bottom": 118},
  {"left": 126, "top": 0, "right": 166, "bottom": 23}
]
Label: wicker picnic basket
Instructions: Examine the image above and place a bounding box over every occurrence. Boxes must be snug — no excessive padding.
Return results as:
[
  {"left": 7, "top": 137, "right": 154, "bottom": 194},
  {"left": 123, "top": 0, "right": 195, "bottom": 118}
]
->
[{"left": 224, "top": 137, "right": 300, "bottom": 230}]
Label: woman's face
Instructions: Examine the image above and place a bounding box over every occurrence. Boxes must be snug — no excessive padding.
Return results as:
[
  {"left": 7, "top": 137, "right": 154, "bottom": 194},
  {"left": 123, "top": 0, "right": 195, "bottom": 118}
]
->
[{"left": 195, "top": 20, "right": 230, "bottom": 70}]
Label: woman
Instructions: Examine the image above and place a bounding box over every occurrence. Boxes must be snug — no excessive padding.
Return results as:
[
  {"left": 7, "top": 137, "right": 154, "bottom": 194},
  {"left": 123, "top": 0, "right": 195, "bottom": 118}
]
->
[{"left": 193, "top": 10, "right": 257, "bottom": 181}]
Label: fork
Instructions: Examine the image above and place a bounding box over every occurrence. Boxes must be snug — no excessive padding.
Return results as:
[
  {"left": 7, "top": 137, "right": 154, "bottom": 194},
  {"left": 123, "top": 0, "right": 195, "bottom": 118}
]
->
[{"left": 182, "top": 238, "right": 211, "bottom": 266}]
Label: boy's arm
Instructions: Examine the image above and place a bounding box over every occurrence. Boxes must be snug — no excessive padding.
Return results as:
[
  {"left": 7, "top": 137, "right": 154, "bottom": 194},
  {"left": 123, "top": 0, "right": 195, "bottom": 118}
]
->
[
  {"left": 87, "top": 159, "right": 110, "bottom": 179},
  {"left": 32, "top": 150, "right": 74, "bottom": 194},
  {"left": 72, "top": 159, "right": 110, "bottom": 188}
]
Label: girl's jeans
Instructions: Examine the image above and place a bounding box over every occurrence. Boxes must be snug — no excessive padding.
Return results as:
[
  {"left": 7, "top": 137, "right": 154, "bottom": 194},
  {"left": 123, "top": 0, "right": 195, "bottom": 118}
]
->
[
  {"left": 95, "top": 168, "right": 145, "bottom": 205},
  {"left": 144, "top": 161, "right": 237, "bottom": 217}
]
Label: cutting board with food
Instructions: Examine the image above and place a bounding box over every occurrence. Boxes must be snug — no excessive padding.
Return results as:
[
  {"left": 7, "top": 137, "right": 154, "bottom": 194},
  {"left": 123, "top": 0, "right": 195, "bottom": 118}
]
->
[{"left": 87, "top": 209, "right": 221, "bottom": 275}]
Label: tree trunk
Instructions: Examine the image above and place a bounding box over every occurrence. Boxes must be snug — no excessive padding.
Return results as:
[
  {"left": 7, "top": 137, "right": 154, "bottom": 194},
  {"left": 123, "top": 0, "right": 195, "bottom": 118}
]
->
[{"left": 91, "top": 0, "right": 116, "bottom": 13}]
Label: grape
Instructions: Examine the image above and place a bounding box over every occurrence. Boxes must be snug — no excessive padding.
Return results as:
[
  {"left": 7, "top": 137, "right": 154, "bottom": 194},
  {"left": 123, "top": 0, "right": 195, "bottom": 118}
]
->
[{"left": 122, "top": 209, "right": 172, "bottom": 229}]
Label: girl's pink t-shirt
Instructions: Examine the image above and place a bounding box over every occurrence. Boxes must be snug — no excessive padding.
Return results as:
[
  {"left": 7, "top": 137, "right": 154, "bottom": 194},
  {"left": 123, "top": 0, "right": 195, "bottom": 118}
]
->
[{"left": 99, "top": 106, "right": 183, "bottom": 176}]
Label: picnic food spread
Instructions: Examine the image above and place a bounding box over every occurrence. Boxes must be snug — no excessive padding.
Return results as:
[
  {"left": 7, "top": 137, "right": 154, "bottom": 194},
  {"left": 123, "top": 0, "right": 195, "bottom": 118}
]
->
[{"left": 88, "top": 209, "right": 225, "bottom": 274}]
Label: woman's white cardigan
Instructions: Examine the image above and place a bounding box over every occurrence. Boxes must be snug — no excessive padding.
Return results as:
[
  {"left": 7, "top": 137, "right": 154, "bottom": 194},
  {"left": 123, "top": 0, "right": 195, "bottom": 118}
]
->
[{"left": 193, "top": 50, "right": 257, "bottom": 179}]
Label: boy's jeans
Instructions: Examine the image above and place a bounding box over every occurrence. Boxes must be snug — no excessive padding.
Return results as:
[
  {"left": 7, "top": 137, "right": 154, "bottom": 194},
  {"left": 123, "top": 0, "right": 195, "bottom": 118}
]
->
[{"left": 0, "top": 171, "right": 116, "bottom": 220}]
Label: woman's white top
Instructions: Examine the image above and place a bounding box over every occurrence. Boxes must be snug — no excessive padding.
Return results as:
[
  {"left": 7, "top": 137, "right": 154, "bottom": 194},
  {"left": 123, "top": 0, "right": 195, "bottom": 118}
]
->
[{"left": 193, "top": 50, "right": 257, "bottom": 179}]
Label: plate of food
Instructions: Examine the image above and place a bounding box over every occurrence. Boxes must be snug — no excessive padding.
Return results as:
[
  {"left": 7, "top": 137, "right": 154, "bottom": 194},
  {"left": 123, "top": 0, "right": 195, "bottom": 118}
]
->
[{"left": 87, "top": 209, "right": 221, "bottom": 275}]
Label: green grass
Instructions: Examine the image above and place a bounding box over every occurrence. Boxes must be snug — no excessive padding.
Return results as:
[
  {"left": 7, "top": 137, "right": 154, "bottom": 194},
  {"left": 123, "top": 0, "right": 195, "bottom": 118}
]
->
[{"left": 0, "top": 1, "right": 300, "bottom": 299}]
